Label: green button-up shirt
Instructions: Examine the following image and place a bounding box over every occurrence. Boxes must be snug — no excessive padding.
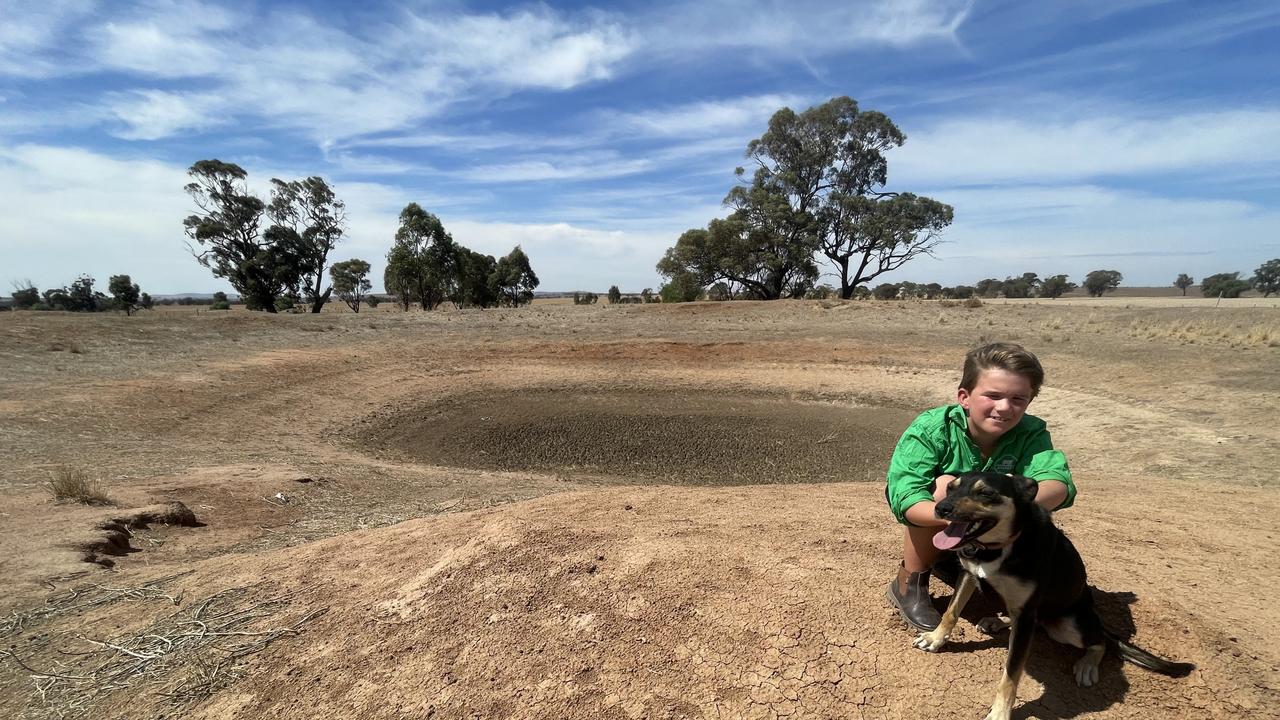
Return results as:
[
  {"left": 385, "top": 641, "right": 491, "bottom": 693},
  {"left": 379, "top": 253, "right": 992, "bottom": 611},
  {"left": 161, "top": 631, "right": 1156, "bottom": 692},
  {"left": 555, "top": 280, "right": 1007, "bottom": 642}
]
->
[{"left": 885, "top": 404, "right": 1075, "bottom": 525}]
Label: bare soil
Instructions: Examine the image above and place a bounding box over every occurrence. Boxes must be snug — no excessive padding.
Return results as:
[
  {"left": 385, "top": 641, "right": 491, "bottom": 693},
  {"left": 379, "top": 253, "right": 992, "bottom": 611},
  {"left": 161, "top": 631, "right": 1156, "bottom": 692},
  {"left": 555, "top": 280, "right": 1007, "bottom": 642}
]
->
[{"left": 1, "top": 298, "right": 1278, "bottom": 719}]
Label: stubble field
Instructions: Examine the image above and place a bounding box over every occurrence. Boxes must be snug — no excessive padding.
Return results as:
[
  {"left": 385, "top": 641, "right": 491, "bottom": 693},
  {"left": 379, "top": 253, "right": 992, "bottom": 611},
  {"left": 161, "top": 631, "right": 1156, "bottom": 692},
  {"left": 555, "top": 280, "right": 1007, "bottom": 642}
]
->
[{"left": 1, "top": 297, "right": 1278, "bottom": 719}]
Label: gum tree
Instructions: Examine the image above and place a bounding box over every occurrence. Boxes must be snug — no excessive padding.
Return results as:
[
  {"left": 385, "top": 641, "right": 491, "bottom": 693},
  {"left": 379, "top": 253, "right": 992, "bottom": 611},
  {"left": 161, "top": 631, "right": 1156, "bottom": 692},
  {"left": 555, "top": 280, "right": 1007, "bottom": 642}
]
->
[
  {"left": 1174, "top": 273, "right": 1194, "bottom": 296},
  {"left": 108, "top": 275, "right": 141, "bottom": 315},
  {"left": 329, "top": 259, "right": 371, "bottom": 313},
  {"left": 1082, "top": 269, "right": 1122, "bottom": 297},
  {"left": 1252, "top": 259, "right": 1279, "bottom": 297},
  {"left": 659, "top": 97, "right": 953, "bottom": 300},
  {"left": 267, "top": 177, "right": 347, "bottom": 313}
]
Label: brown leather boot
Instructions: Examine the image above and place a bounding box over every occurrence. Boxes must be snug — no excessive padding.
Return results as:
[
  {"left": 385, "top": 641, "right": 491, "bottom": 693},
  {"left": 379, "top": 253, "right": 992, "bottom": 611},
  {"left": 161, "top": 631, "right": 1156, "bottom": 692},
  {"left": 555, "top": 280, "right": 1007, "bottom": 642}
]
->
[{"left": 887, "top": 563, "right": 941, "bottom": 631}]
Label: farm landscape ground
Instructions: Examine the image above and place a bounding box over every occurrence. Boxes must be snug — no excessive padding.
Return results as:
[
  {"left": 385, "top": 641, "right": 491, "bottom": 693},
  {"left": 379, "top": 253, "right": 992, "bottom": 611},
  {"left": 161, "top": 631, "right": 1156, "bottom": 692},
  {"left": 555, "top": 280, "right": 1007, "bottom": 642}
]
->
[{"left": 1, "top": 296, "right": 1278, "bottom": 719}]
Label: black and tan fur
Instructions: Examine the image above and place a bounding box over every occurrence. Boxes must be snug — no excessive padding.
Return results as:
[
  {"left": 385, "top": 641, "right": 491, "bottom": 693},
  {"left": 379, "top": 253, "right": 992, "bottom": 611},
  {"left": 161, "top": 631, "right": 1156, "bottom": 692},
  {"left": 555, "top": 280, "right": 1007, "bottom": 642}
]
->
[{"left": 912, "top": 472, "right": 1193, "bottom": 720}]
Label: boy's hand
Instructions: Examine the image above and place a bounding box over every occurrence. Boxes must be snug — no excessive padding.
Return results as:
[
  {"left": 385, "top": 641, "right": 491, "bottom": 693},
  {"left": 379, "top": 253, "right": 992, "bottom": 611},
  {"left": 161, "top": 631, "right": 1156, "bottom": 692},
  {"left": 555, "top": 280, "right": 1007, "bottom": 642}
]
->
[{"left": 1034, "top": 480, "right": 1069, "bottom": 511}]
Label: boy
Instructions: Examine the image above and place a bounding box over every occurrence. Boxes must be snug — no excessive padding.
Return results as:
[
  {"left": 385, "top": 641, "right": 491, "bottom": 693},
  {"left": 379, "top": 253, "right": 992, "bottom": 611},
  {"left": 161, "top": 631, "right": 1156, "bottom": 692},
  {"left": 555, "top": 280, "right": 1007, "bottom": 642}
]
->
[{"left": 885, "top": 342, "right": 1075, "bottom": 631}]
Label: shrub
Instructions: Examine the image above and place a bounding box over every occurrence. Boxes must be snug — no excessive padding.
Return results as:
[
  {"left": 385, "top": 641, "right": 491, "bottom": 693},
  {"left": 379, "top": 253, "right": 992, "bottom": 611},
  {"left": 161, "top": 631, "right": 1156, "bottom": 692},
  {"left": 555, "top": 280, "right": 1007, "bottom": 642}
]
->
[
  {"left": 963, "top": 295, "right": 984, "bottom": 309},
  {"left": 210, "top": 300, "right": 231, "bottom": 311},
  {"left": 47, "top": 467, "right": 114, "bottom": 505},
  {"left": 1201, "top": 272, "right": 1251, "bottom": 298}
]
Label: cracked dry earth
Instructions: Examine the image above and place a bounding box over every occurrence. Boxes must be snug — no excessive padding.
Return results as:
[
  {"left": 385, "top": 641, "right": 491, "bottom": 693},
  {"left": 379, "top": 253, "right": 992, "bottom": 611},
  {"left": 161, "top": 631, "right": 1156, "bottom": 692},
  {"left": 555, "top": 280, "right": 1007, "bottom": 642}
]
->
[{"left": 1, "top": 298, "right": 1278, "bottom": 719}]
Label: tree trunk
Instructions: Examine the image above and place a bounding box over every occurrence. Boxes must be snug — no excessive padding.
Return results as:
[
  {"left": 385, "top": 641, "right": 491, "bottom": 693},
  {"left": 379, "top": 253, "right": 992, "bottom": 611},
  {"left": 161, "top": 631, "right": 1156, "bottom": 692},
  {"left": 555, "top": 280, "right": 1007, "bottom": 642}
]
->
[{"left": 310, "top": 286, "right": 332, "bottom": 313}]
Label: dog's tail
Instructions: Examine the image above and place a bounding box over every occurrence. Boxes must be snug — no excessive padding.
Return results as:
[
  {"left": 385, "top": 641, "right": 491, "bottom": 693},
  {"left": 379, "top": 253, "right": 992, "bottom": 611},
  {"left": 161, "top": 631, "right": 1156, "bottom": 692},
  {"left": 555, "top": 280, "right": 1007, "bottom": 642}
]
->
[{"left": 1105, "top": 631, "right": 1195, "bottom": 677}]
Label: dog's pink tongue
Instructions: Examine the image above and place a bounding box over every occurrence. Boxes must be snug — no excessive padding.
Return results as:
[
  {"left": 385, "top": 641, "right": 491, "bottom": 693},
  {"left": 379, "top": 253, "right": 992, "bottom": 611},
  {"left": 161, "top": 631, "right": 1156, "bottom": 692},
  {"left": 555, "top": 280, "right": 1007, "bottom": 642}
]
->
[{"left": 933, "top": 522, "right": 971, "bottom": 550}]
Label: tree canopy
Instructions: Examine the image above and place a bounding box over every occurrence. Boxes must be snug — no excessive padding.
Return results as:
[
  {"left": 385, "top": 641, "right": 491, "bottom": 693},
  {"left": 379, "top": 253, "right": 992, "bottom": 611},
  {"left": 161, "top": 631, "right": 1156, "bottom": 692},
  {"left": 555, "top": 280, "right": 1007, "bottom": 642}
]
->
[
  {"left": 329, "top": 259, "right": 372, "bottom": 313},
  {"left": 267, "top": 176, "right": 347, "bottom": 313},
  {"left": 183, "top": 160, "right": 346, "bottom": 312},
  {"left": 383, "top": 205, "right": 539, "bottom": 310},
  {"left": 657, "top": 97, "right": 952, "bottom": 300},
  {"left": 108, "top": 275, "right": 142, "bottom": 315},
  {"left": 1252, "top": 259, "right": 1279, "bottom": 297},
  {"left": 1082, "top": 269, "right": 1123, "bottom": 297},
  {"left": 1202, "top": 272, "right": 1251, "bottom": 298},
  {"left": 1174, "top": 273, "right": 1194, "bottom": 296},
  {"left": 1038, "top": 274, "right": 1077, "bottom": 299}
]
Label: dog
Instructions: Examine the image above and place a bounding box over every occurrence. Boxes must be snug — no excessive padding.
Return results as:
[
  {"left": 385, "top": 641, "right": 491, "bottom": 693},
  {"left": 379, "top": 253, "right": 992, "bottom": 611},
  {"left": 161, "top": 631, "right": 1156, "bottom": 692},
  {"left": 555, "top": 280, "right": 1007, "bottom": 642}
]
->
[{"left": 912, "top": 471, "right": 1193, "bottom": 720}]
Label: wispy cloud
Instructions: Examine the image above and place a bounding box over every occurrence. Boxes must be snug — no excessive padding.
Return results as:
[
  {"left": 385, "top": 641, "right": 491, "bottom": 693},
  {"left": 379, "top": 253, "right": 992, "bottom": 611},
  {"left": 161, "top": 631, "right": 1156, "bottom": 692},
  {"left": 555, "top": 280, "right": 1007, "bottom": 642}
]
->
[
  {"left": 594, "top": 93, "right": 811, "bottom": 138},
  {"left": 892, "top": 108, "right": 1280, "bottom": 186},
  {"left": 451, "top": 155, "right": 655, "bottom": 183},
  {"left": 642, "top": 0, "right": 972, "bottom": 55},
  {"left": 105, "top": 90, "right": 228, "bottom": 140}
]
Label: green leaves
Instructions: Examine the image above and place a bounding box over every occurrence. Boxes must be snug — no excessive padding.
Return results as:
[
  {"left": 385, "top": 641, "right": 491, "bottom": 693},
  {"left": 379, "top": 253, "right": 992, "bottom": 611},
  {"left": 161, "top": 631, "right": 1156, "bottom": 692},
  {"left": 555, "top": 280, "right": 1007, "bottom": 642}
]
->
[{"left": 658, "top": 96, "right": 950, "bottom": 300}]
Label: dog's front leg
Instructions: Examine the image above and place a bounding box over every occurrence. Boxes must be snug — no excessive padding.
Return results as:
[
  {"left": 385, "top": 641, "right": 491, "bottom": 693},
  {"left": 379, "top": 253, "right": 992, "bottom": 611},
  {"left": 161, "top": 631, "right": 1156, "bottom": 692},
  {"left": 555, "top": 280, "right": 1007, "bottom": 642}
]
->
[
  {"left": 984, "top": 608, "right": 1037, "bottom": 720},
  {"left": 913, "top": 572, "right": 977, "bottom": 652}
]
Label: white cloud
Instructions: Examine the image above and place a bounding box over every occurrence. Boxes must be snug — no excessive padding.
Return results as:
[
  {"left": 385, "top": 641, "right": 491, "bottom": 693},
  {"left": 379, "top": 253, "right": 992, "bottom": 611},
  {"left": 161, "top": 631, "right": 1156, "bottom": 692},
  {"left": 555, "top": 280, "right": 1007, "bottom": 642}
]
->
[
  {"left": 451, "top": 155, "right": 655, "bottom": 183},
  {"left": 643, "top": 0, "right": 971, "bottom": 56},
  {"left": 598, "top": 93, "right": 811, "bottom": 138},
  {"left": 0, "top": 0, "right": 96, "bottom": 77},
  {"left": 106, "top": 90, "right": 228, "bottom": 140},
  {"left": 891, "top": 108, "right": 1280, "bottom": 186},
  {"left": 92, "top": 0, "right": 238, "bottom": 78},
  {"left": 0, "top": 144, "right": 208, "bottom": 292},
  {"left": 879, "top": 184, "right": 1279, "bottom": 286},
  {"left": 448, "top": 219, "right": 671, "bottom": 292}
]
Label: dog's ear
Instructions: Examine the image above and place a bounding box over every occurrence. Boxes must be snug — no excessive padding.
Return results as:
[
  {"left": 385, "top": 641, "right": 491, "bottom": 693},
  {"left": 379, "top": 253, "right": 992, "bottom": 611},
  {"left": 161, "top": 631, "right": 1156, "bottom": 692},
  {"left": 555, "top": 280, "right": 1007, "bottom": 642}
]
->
[{"left": 1014, "top": 474, "right": 1039, "bottom": 503}]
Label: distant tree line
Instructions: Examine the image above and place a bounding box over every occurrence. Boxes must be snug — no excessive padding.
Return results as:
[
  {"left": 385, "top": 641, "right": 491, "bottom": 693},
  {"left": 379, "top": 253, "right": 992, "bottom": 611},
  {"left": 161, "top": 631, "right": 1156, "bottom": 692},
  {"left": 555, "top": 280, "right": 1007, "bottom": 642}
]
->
[
  {"left": 7, "top": 275, "right": 151, "bottom": 314},
  {"left": 179, "top": 160, "right": 538, "bottom": 314},
  {"left": 1191, "top": 259, "right": 1279, "bottom": 298}
]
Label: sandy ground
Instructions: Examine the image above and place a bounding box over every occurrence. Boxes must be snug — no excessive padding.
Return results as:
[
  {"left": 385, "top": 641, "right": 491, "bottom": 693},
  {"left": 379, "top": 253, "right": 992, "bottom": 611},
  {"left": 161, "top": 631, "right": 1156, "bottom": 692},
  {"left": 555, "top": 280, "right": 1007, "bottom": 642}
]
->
[{"left": 0, "top": 298, "right": 1278, "bottom": 719}]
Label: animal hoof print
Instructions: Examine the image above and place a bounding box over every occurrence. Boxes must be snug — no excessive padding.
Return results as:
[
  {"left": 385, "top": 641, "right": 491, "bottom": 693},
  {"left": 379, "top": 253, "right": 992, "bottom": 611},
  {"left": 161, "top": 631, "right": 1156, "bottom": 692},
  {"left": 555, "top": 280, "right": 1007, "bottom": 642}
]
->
[{"left": 913, "top": 632, "right": 945, "bottom": 653}]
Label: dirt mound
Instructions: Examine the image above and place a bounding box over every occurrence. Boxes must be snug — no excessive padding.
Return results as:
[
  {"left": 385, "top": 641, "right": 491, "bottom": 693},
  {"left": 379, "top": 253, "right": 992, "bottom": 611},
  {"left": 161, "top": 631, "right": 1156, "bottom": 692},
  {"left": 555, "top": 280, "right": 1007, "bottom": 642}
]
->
[
  {"left": 78, "top": 501, "right": 203, "bottom": 567},
  {"left": 10, "top": 484, "right": 1268, "bottom": 720},
  {"left": 362, "top": 388, "right": 915, "bottom": 484}
]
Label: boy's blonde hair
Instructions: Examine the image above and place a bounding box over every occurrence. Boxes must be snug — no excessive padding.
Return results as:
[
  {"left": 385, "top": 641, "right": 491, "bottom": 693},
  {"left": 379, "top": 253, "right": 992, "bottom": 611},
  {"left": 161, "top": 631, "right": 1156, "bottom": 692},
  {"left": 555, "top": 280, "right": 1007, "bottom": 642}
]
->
[{"left": 960, "top": 342, "right": 1044, "bottom": 398}]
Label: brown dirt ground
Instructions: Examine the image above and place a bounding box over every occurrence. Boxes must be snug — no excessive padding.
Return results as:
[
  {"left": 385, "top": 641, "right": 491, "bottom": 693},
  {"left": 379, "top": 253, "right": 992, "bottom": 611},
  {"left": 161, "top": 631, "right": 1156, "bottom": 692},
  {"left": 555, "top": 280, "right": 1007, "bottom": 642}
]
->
[{"left": 1, "top": 298, "right": 1278, "bottom": 719}]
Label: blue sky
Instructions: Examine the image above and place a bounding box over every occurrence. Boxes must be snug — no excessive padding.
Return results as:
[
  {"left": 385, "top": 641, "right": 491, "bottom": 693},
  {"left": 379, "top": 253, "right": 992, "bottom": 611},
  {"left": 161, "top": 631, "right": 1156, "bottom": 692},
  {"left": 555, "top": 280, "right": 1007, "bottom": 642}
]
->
[{"left": 2, "top": 0, "right": 1278, "bottom": 294}]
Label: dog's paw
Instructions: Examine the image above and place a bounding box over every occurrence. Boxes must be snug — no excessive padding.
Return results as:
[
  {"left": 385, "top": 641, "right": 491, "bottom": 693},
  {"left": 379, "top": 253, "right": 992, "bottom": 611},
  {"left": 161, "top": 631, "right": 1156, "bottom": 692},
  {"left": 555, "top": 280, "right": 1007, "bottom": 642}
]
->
[
  {"left": 976, "top": 615, "right": 1012, "bottom": 635},
  {"left": 913, "top": 629, "right": 948, "bottom": 653},
  {"left": 983, "top": 710, "right": 1012, "bottom": 720},
  {"left": 1073, "top": 656, "right": 1100, "bottom": 687}
]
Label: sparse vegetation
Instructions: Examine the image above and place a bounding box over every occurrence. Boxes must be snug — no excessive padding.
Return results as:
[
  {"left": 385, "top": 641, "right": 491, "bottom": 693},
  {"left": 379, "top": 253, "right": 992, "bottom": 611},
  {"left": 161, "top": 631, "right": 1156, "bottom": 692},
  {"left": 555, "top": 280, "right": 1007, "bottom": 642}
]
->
[
  {"left": 47, "top": 467, "right": 114, "bottom": 505},
  {"left": 1252, "top": 258, "right": 1279, "bottom": 297},
  {"left": 108, "top": 274, "right": 142, "bottom": 315},
  {"left": 1083, "top": 269, "right": 1123, "bottom": 297},
  {"left": 330, "top": 259, "right": 372, "bottom": 313},
  {"left": 1174, "top": 273, "right": 1194, "bottom": 296},
  {"left": 1202, "top": 272, "right": 1251, "bottom": 298}
]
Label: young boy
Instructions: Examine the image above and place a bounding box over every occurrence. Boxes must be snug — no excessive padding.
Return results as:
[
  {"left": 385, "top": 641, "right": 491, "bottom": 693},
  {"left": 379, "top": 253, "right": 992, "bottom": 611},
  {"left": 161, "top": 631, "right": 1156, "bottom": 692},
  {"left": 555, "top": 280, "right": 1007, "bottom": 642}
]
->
[{"left": 885, "top": 342, "right": 1075, "bottom": 631}]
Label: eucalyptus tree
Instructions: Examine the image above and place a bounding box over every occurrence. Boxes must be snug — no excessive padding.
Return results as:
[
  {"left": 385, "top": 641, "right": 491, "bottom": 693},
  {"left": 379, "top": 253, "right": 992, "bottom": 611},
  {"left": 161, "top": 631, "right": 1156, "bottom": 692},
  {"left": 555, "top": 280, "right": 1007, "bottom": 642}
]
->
[{"left": 659, "top": 97, "right": 952, "bottom": 300}]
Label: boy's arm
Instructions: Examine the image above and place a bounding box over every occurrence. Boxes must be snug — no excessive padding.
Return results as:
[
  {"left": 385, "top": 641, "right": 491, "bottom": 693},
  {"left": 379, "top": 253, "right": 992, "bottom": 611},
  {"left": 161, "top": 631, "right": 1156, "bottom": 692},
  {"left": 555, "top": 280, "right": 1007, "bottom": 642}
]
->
[
  {"left": 1021, "top": 428, "right": 1075, "bottom": 511},
  {"left": 1034, "top": 480, "right": 1069, "bottom": 511},
  {"left": 887, "top": 423, "right": 947, "bottom": 525}
]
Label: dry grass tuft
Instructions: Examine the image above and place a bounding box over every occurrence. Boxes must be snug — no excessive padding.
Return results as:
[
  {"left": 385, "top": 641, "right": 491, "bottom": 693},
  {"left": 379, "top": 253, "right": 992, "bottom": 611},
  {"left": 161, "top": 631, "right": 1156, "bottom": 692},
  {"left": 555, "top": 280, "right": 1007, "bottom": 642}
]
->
[
  {"left": 1126, "top": 319, "right": 1280, "bottom": 348},
  {"left": 47, "top": 468, "right": 114, "bottom": 506},
  {"left": 963, "top": 296, "right": 983, "bottom": 309}
]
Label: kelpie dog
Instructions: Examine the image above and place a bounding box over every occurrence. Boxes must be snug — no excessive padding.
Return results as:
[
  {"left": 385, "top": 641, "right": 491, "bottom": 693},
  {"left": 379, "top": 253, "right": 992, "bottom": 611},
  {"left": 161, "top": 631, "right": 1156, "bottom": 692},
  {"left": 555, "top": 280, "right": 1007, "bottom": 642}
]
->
[{"left": 912, "top": 472, "right": 1193, "bottom": 720}]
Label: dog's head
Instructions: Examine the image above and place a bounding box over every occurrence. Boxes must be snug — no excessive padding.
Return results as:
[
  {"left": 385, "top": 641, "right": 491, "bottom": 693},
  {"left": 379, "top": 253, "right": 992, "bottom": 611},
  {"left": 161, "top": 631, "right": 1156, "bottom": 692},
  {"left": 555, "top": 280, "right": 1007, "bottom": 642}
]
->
[{"left": 932, "top": 472, "right": 1037, "bottom": 551}]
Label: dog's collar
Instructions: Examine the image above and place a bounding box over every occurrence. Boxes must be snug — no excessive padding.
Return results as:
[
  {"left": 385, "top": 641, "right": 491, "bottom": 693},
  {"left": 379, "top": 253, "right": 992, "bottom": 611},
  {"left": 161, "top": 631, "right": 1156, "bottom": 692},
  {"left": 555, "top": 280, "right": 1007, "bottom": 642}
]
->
[{"left": 959, "top": 531, "right": 1021, "bottom": 557}]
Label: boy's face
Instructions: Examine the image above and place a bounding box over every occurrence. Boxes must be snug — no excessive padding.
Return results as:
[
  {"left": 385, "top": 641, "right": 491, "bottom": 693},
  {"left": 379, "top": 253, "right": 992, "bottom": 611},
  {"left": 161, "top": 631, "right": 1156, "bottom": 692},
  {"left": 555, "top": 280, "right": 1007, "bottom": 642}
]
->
[{"left": 957, "top": 368, "right": 1034, "bottom": 440}]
